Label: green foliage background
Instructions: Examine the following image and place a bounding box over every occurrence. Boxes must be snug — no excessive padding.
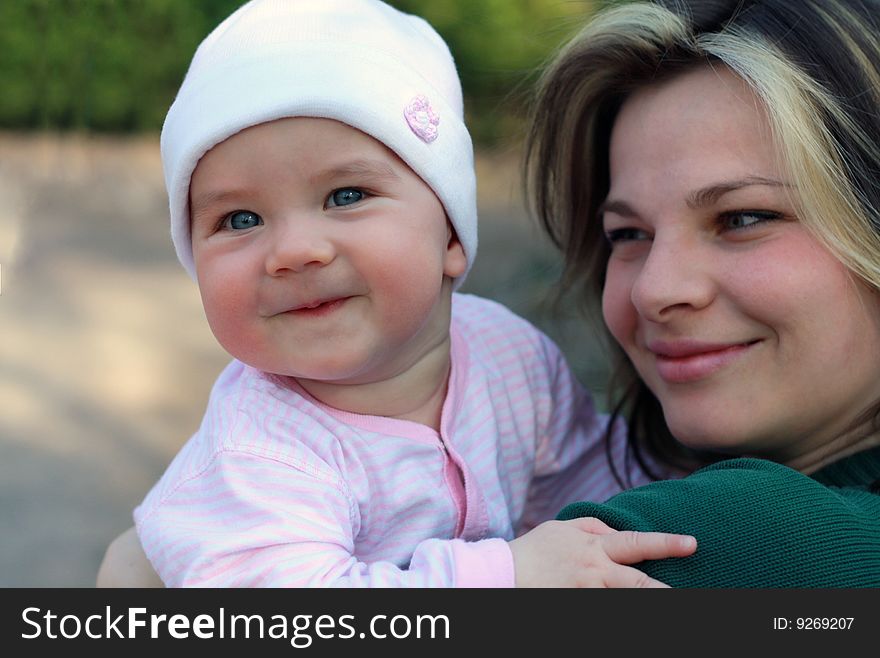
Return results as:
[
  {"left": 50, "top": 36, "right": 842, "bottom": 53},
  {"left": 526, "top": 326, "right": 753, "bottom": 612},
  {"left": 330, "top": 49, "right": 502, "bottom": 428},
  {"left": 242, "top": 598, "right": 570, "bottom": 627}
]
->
[{"left": 0, "top": 0, "right": 598, "bottom": 144}]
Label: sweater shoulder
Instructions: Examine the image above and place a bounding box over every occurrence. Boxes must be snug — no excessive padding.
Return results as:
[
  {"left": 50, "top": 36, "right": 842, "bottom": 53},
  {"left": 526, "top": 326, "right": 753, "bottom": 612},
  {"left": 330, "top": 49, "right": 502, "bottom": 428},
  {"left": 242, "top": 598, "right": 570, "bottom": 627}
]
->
[{"left": 558, "top": 457, "right": 880, "bottom": 587}]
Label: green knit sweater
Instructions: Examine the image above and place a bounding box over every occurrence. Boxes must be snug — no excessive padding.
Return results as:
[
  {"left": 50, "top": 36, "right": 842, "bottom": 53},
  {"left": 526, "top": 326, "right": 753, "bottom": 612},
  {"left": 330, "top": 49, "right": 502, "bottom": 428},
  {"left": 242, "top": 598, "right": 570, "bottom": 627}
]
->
[{"left": 557, "top": 447, "right": 880, "bottom": 587}]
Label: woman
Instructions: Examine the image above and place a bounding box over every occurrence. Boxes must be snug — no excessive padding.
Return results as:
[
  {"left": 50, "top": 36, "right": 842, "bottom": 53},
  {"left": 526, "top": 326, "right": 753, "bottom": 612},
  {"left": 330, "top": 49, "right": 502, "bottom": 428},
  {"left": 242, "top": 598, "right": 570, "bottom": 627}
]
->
[{"left": 525, "top": 0, "right": 880, "bottom": 586}]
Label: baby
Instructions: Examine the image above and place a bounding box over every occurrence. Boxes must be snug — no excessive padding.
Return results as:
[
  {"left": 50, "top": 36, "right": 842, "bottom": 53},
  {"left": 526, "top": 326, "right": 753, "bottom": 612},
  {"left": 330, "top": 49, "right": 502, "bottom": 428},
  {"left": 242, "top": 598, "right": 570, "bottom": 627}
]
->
[{"left": 133, "top": 0, "right": 694, "bottom": 587}]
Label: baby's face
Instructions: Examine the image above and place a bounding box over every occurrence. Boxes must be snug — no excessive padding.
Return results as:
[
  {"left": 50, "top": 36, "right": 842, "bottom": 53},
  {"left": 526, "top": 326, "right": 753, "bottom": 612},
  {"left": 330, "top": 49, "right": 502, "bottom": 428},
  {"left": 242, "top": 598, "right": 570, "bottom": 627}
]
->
[{"left": 189, "top": 117, "right": 466, "bottom": 383}]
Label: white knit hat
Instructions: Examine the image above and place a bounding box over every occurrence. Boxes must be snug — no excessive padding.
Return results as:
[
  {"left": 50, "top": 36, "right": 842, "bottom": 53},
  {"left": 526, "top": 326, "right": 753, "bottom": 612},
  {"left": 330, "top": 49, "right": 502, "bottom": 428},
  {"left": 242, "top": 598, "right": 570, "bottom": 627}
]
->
[{"left": 161, "top": 0, "right": 477, "bottom": 288}]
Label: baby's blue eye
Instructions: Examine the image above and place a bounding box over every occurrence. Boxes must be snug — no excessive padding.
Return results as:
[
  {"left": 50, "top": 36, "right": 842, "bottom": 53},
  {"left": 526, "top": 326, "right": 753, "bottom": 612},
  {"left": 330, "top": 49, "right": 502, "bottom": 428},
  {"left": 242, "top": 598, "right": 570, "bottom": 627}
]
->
[
  {"left": 327, "top": 188, "right": 365, "bottom": 208},
  {"left": 224, "top": 210, "right": 262, "bottom": 230}
]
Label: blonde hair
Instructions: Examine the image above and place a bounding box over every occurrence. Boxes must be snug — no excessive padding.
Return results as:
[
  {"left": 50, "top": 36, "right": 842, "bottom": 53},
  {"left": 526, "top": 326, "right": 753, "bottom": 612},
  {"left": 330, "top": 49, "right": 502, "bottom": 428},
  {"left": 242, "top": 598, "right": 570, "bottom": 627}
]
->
[{"left": 525, "top": 0, "right": 880, "bottom": 479}]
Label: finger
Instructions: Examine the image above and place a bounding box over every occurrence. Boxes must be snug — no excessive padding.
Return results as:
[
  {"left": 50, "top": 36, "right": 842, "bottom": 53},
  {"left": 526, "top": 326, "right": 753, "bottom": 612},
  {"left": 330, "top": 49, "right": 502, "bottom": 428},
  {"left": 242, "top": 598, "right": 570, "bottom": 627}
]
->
[
  {"left": 566, "top": 517, "right": 616, "bottom": 535},
  {"left": 603, "top": 564, "right": 672, "bottom": 589},
  {"left": 601, "top": 531, "right": 697, "bottom": 564}
]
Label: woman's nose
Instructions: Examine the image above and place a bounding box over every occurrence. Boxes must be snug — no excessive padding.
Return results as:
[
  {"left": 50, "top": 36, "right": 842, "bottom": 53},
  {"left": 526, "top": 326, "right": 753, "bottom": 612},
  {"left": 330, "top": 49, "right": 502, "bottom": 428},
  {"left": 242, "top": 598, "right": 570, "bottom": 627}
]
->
[
  {"left": 265, "top": 217, "right": 336, "bottom": 275},
  {"left": 629, "top": 236, "right": 715, "bottom": 322}
]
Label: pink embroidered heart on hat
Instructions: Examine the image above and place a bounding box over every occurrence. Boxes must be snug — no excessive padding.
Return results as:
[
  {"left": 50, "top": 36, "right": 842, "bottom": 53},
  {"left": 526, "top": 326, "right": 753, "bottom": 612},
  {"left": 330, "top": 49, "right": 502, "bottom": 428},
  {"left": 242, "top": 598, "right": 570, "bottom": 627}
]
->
[{"left": 404, "top": 95, "right": 440, "bottom": 143}]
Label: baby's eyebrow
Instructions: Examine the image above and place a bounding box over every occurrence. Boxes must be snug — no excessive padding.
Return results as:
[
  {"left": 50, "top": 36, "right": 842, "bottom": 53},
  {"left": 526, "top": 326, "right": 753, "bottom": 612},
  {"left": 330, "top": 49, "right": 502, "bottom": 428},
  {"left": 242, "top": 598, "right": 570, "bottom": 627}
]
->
[
  {"left": 313, "top": 159, "right": 401, "bottom": 184},
  {"left": 192, "top": 188, "right": 246, "bottom": 209},
  {"left": 189, "top": 158, "right": 402, "bottom": 219},
  {"left": 190, "top": 188, "right": 252, "bottom": 223}
]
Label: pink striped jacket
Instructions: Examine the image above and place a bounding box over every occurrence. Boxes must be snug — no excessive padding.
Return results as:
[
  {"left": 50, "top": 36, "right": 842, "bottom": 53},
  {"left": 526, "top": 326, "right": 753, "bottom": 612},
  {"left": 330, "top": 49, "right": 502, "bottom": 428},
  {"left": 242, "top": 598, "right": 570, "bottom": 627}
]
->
[{"left": 134, "top": 294, "right": 655, "bottom": 587}]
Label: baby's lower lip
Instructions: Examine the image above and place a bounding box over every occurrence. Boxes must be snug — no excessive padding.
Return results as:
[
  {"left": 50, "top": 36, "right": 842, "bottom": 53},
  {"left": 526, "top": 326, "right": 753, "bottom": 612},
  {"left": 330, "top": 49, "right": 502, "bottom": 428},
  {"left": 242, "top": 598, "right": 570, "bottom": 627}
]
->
[{"left": 654, "top": 342, "right": 759, "bottom": 384}]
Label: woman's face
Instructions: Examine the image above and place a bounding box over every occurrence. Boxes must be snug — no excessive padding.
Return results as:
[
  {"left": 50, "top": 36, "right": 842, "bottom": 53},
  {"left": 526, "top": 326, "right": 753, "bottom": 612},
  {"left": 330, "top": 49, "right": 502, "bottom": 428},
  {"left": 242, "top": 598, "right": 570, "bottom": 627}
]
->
[{"left": 601, "top": 65, "right": 880, "bottom": 463}]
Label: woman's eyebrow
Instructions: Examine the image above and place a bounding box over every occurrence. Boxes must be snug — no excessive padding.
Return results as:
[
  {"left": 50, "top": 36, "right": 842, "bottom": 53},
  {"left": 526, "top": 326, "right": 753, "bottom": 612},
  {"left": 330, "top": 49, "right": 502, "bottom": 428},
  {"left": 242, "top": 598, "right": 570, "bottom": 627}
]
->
[
  {"left": 597, "top": 198, "right": 640, "bottom": 219},
  {"left": 686, "top": 176, "right": 791, "bottom": 208},
  {"left": 598, "top": 176, "right": 792, "bottom": 219}
]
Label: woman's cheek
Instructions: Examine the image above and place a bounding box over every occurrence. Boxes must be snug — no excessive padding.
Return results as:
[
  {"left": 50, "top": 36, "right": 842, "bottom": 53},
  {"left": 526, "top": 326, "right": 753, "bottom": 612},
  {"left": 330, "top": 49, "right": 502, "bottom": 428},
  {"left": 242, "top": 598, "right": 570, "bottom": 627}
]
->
[{"left": 602, "top": 262, "right": 637, "bottom": 346}]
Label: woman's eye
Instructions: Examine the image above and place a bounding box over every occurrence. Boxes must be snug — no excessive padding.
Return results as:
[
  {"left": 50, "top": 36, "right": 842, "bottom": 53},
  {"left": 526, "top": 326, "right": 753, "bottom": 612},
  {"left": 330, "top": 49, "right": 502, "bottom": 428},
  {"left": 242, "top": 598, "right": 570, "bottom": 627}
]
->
[
  {"left": 326, "top": 188, "right": 365, "bottom": 208},
  {"left": 721, "top": 210, "right": 781, "bottom": 231},
  {"left": 222, "top": 210, "right": 262, "bottom": 230},
  {"left": 605, "top": 227, "right": 650, "bottom": 244}
]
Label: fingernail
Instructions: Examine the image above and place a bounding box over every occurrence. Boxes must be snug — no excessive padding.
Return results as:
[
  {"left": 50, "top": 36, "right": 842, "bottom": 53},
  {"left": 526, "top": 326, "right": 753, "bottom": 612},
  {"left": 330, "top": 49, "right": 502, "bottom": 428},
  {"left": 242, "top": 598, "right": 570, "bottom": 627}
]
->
[{"left": 681, "top": 536, "right": 697, "bottom": 550}]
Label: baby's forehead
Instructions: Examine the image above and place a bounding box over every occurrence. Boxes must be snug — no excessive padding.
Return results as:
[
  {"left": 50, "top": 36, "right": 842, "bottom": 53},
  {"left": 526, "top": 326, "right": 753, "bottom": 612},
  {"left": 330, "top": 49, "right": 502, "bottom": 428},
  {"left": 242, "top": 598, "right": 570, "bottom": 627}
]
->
[
  {"left": 211, "top": 116, "right": 389, "bottom": 150},
  {"left": 187, "top": 117, "right": 433, "bottom": 214},
  {"left": 193, "top": 117, "right": 411, "bottom": 178}
]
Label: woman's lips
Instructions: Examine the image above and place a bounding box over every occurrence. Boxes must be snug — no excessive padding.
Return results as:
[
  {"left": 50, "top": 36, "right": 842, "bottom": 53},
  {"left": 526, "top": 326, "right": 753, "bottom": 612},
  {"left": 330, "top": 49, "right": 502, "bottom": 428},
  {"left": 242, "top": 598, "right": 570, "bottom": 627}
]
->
[{"left": 650, "top": 340, "right": 760, "bottom": 384}]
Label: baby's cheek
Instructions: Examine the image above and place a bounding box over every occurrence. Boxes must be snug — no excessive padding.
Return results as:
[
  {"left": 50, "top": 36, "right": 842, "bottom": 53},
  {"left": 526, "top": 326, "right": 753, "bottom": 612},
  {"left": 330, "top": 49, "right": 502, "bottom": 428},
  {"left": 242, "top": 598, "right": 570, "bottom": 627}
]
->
[
  {"left": 199, "top": 281, "right": 254, "bottom": 348},
  {"left": 379, "top": 264, "right": 448, "bottom": 336}
]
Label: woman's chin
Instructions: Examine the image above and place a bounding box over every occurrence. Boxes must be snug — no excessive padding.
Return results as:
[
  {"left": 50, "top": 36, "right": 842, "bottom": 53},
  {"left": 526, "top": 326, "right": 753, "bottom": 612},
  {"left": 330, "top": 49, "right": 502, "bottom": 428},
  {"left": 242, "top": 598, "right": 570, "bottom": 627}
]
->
[{"left": 663, "top": 415, "right": 752, "bottom": 454}]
